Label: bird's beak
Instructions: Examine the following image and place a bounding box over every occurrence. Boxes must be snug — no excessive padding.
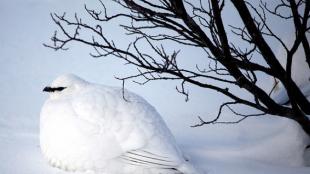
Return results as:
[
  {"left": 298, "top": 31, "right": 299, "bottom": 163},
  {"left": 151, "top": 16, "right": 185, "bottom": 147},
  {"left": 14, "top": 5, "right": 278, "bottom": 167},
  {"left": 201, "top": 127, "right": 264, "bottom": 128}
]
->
[
  {"left": 43, "top": 86, "right": 52, "bottom": 92},
  {"left": 43, "top": 86, "right": 67, "bottom": 92}
]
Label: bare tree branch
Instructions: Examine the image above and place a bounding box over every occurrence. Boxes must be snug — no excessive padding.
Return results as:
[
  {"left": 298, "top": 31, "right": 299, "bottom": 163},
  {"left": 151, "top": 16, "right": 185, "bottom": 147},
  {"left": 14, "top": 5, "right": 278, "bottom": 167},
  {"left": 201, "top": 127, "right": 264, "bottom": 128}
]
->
[{"left": 45, "top": 0, "right": 310, "bottom": 136}]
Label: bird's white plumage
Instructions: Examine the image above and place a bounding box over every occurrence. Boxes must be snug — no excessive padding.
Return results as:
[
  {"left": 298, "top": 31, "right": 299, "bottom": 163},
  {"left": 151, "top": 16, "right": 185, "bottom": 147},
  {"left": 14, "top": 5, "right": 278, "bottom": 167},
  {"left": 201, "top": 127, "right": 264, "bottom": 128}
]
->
[{"left": 40, "top": 74, "right": 198, "bottom": 174}]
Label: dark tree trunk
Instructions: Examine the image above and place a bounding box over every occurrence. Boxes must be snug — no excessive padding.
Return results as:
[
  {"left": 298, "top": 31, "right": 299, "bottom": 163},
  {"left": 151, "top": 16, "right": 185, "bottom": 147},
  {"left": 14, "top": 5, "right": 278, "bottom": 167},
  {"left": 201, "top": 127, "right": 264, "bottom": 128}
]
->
[{"left": 294, "top": 115, "right": 310, "bottom": 137}]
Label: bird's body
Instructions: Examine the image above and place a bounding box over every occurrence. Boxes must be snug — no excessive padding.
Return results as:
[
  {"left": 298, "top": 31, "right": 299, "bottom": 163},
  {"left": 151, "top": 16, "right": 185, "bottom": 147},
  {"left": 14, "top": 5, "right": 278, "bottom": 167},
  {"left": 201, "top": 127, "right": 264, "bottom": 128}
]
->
[{"left": 40, "top": 74, "right": 198, "bottom": 174}]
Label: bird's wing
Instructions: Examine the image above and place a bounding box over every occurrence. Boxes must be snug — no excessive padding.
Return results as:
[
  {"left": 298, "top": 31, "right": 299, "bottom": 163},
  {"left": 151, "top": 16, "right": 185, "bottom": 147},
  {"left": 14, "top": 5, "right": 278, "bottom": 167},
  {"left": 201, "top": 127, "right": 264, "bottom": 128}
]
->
[
  {"left": 71, "top": 86, "right": 184, "bottom": 168},
  {"left": 120, "top": 149, "right": 180, "bottom": 170},
  {"left": 100, "top": 88, "right": 186, "bottom": 169}
]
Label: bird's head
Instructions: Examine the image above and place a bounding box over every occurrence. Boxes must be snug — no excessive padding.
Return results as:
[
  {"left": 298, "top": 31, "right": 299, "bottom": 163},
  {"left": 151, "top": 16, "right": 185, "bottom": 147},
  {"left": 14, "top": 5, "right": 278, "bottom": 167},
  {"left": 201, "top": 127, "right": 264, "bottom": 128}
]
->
[{"left": 43, "top": 74, "right": 88, "bottom": 99}]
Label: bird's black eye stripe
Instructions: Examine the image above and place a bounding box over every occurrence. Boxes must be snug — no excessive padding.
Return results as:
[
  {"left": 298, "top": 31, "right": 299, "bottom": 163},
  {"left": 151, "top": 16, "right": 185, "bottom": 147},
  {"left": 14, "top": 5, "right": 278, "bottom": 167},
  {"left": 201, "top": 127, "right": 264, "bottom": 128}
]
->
[{"left": 43, "top": 86, "right": 67, "bottom": 92}]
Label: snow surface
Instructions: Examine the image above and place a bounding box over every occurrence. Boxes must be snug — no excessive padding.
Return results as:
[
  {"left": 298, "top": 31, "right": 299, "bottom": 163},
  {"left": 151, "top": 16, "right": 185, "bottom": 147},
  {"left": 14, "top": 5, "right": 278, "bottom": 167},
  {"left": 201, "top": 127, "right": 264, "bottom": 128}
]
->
[{"left": 1, "top": 105, "right": 310, "bottom": 174}]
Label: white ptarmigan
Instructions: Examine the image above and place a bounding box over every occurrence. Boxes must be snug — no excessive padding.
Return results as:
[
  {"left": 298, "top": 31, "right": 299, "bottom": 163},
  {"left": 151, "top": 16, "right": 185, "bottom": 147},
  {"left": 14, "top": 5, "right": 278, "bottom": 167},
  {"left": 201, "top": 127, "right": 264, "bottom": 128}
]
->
[{"left": 40, "top": 74, "right": 199, "bottom": 174}]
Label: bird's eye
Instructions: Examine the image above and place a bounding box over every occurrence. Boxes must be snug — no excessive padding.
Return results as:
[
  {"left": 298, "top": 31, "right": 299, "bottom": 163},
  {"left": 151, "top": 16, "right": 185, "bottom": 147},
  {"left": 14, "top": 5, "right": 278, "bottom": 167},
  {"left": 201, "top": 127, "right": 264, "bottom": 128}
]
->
[{"left": 43, "top": 86, "right": 67, "bottom": 92}]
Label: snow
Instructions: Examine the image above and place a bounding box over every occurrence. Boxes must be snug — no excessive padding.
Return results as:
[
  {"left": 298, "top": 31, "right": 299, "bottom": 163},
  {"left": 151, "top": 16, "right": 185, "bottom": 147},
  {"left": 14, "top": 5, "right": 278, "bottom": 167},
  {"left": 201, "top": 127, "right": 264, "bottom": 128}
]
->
[
  {"left": 1, "top": 108, "right": 310, "bottom": 174},
  {"left": 0, "top": 0, "right": 309, "bottom": 174},
  {"left": 178, "top": 116, "right": 310, "bottom": 171}
]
